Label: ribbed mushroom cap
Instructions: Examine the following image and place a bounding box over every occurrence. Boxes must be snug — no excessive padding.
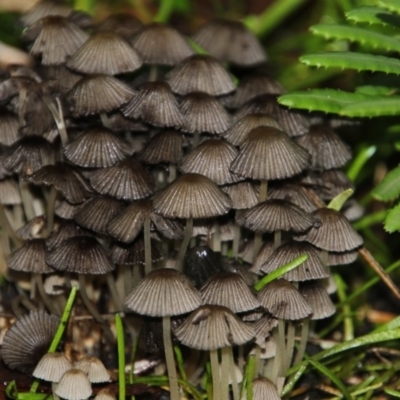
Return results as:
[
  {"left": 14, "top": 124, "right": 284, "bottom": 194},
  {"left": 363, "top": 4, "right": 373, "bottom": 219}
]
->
[
  {"left": 67, "top": 74, "right": 135, "bottom": 117},
  {"left": 110, "top": 238, "right": 164, "bottom": 265},
  {"left": 174, "top": 305, "right": 255, "bottom": 350},
  {"left": 107, "top": 199, "right": 152, "bottom": 243},
  {"left": 180, "top": 92, "right": 232, "bottom": 134},
  {"left": 74, "top": 356, "right": 110, "bottom": 383},
  {"left": 295, "top": 124, "right": 352, "bottom": 170},
  {"left": 125, "top": 268, "right": 201, "bottom": 317},
  {"left": 200, "top": 272, "right": 260, "bottom": 313},
  {"left": 122, "top": 81, "right": 183, "bottom": 128},
  {"left": 181, "top": 139, "right": 239, "bottom": 185},
  {"left": 327, "top": 250, "right": 358, "bottom": 266},
  {"left": 74, "top": 196, "right": 125, "bottom": 234},
  {"left": 46, "top": 220, "right": 90, "bottom": 250},
  {"left": 106, "top": 111, "right": 148, "bottom": 132},
  {"left": 27, "top": 16, "right": 88, "bottom": 65},
  {"left": 221, "top": 181, "right": 259, "bottom": 210},
  {"left": 7, "top": 239, "right": 53, "bottom": 273},
  {"left": 97, "top": 13, "right": 143, "bottom": 39},
  {"left": 183, "top": 246, "right": 224, "bottom": 288},
  {"left": 192, "top": 19, "right": 266, "bottom": 67},
  {"left": 224, "top": 74, "right": 285, "bottom": 109},
  {"left": 55, "top": 368, "right": 92, "bottom": 400},
  {"left": 253, "top": 314, "right": 278, "bottom": 346},
  {"left": 21, "top": 1, "right": 72, "bottom": 27},
  {"left": 236, "top": 199, "right": 320, "bottom": 233},
  {"left": 94, "top": 389, "right": 116, "bottom": 400},
  {"left": 223, "top": 114, "right": 282, "bottom": 146},
  {"left": 140, "top": 130, "right": 183, "bottom": 165},
  {"left": 3, "top": 136, "right": 57, "bottom": 175},
  {"left": 267, "top": 183, "right": 317, "bottom": 213},
  {"left": 295, "top": 208, "right": 363, "bottom": 252},
  {"left": 152, "top": 213, "right": 184, "bottom": 240},
  {"left": 235, "top": 94, "right": 309, "bottom": 137},
  {"left": 244, "top": 377, "right": 280, "bottom": 400},
  {"left": 33, "top": 352, "right": 72, "bottom": 382},
  {"left": 88, "top": 159, "right": 155, "bottom": 201},
  {"left": 2, "top": 310, "right": 59, "bottom": 372},
  {"left": 152, "top": 173, "right": 231, "bottom": 219},
  {"left": 54, "top": 199, "right": 79, "bottom": 220},
  {"left": 260, "top": 241, "right": 330, "bottom": 282},
  {"left": 0, "top": 178, "right": 21, "bottom": 205},
  {"left": 300, "top": 282, "right": 335, "bottom": 320},
  {"left": 131, "top": 23, "right": 194, "bottom": 66},
  {"left": 230, "top": 126, "right": 310, "bottom": 181},
  {"left": 258, "top": 280, "right": 312, "bottom": 320},
  {"left": 67, "top": 30, "right": 142, "bottom": 75},
  {"left": 0, "top": 110, "right": 20, "bottom": 145},
  {"left": 16, "top": 215, "right": 47, "bottom": 239},
  {"left": 64, "top": 127, "right": 132, "bottom": 168},
  {"left": 29, "top": 163, "right": 88, "bottom": 204},
  {"left": 47, "top": 236, "right": 114, "bottom": 274},
  {"left": 249, "top": 241, "right": 275, "bottom": 274},
  {"left": 167, "top": 54, "right": 236, "bottom": 96}
]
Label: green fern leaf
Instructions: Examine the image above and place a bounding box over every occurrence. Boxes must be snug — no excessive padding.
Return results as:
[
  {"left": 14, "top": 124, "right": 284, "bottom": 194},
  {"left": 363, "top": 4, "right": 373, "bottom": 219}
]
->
[
  {"left": 300, "top": 52, "right": 400, "bottom": 74},
  {"left": 278, "top": 89, "right": 370, "bottom": 114},
  {"left": 384, "top": 202, "right": 400, "bottom": 233},
  {"left": 379, "top": 0, "right": 400, "bottom": 15},
  {"left": 355, "top": 85, "right": 397, "bottom": 95},
  {"left": 339, "top": 96, "right": 400, "bottom": 117},
  {"left": 346, "top": 6, "right": 400, "bottom": 27},
  {"left": 310, "top": 24, "right": 400, "bottom": 53},
  {"left": 372, "top": 164, "right": 400, "bottom": 201}
]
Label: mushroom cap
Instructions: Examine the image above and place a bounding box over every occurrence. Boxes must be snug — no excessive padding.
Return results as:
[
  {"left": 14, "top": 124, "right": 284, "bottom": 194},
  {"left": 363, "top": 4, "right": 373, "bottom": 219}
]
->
[
  {"left": 230, "top": 126, "right": 310, "bottom": 181},
  {"left": 125, "top": 268, "right": 201, "bottom": 317},
  {"left": 200, "top": 272, "right": 260, "bottom": 313},
  {"left": 221, "top": 181, "right": 259, "bottom": 210},
  {"left": 192, "top": 19, "right": 266, "bottom": 67},
  {"left": 174, "top": 305, "right": 255, "bottom": 350},
  {"left": 97, "top": 13, "right": 143, "bottom": 39},
  {"left": 94, "top": 389, "right": 116, "bottom": 400},
  {"left": 33, "top": 352, "right": 72, "bottom": 382},
  {"left": 15, "top": 215, "right": 47, "bottom": 239},
  {"left": 2, "top": 310, "right": 59, "bottom": 372},
  {"left": 46, "top": 220, "right": 90, "bottom": 251},
  {"left": 21, "top": 1, "right": 72, "bottom": 27},
  {"left": 167, "top": 54, "right": 236, "bottom": 96},
  {"left": 152, "top": 173, "right": 231, "bottom": 219},
  {"left": 247, "top": 377, "right": 281, "bottom": 400},
  {"left": 74, "top": 356, "right": 110, "bottom": 383},
  {"left": 327, "top": 249, "right": 358, "bottom": 266},
  {"left": 253, "top": 315, "right": 278, "bottom": 347},
  {"left": 67, "top": 30, "right": 142, "bottom": 75},
  {"left": 236, "top": 199, "right": 320, "bottom": 233},
  {"left": 180, "top": 139, "right": 239, "bottom": 185},
  {"left": 47, "top": 236, "right": 114, "bottom": 274},
  {"left": 295, "top": 208, "right": 364, "bottom": 252},
  {"left": 55, "top": 368, "right": 92, "bottom": 400},
  {"left": 131, "top": 23, "right": 194, "bottom": 66},
  {"left": 0, "top": 178, "right": 21, "bottom": 205},
  {"left": 300, "top": 282, "right": 336, "bottom": 320},
  {"left": 0, "top": 110, "right": 20, "bottom": 146}
]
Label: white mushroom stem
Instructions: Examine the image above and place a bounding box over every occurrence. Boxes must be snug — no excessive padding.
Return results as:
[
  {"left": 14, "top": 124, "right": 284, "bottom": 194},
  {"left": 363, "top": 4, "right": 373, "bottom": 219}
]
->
[
  {"left": 293, "top": 319, "right": 310, "bottom": 366},
  {"left": 278, "top": 319, "right": 287, "bottom": 377},
  {"left": 220, "top": 346, "right": 230, "bottom": 400},
  {"left": 228, "top": 347, "right": 240, "bottom": 400},
  {"left": 43, "top": 96, "right": 68, "bottom": 145},
  {"left": 144, "top": 215, "right": 152, "bottom": 275},
  {"left": 285, "top": 321, "right": 296, "bottom": 371},
  {"left": 232, "top": 222, "right": 240, "bottom": 260},
  {"left": 210, "top": 348, "right": 222, "bottom": 400},
  {"left": 44, "top": 186, "right": 57, "bottom": 237},
  {"left": 51, "top": 382, "right": 60, "bottom": 400},
  {"left": 176, "top": 217, "right": 193, "bottom": 271},
  {"left": 106, "top": 273, "right": 124, "bottom": 312},
  {"left": 149, "top": 65, "right": 158, "bottom": 82},
  {"left": 162, "top": 316, "right": 180, "bottom": 400},
  {"left": 35, "top": 273, "right": 59, "bottom": 315},
  {"left": 168, "top": 164, "right": 177, "bottom": 183},
  {"left": 253, "top": 180, "right": 269, "bottom": 260},
  {"left": 274, "top": 230, "right": 282, "bottom": 249},
  {"left": 19, "top": 176, "right": 36, "bottom": 221}
]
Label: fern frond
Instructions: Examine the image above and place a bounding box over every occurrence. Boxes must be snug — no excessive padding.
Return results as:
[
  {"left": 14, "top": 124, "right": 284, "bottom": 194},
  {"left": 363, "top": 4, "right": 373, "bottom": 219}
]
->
[
  {"left": 300, "top": 52, "right": 400, "bottom": 74},
  {"left": 310, "top": 24, "right": 400, "bottom": 53},
  {"left": 379, "top": 0, "right": 400, "bottom": 15},
  {"left": 340, "top": 96, "right": 400, "bottom": 117},
  {"left": 346, "top": 6, "right": 400, "bottom": 27}
]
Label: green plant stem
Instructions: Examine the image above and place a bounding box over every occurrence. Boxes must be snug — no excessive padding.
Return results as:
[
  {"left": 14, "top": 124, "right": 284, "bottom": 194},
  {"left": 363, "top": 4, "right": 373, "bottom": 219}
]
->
[
  {"left": 154, "top": 0, "right": 174, "bottom": 22},
  {"left": 30, "top": 286, "right": 78, "bottom": 393},
  {"left": 293, "top": 319, "right": 310, "bottom": 366},
  {"left": 116, "top": 314, "right": 126, "bottom": 400},
  {"left": 245, "top": 355, "right": 255, "bottom": 400},
  {"left": 174, "top": 345, "right": 187, "bottom": 382},
  {"left": 334, "top": 274, "right": 354, "bottom": 341}
]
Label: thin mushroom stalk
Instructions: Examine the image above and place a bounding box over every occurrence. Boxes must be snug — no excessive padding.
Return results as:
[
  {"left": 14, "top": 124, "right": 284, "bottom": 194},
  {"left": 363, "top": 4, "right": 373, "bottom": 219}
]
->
[
  {"left": 210, "top": 348, "right": 222, "bottom": 400},
  {"left": 176, "top": 217, "right": 193, "bottom": 270},
  {"left": 35, "top": 273, "right": 60, "bottom": 315},
  {"left": 253, "top": 180, "right": 268, "bottom": 260},
  {"left": 293, "top": 318, "right": 310, "bottom": 366},
  {"left": 144, "top": 215, "right": 152, "bottom": 275},
  {"left": 220, "top": 346, "right": 230, "bottom": 400}
]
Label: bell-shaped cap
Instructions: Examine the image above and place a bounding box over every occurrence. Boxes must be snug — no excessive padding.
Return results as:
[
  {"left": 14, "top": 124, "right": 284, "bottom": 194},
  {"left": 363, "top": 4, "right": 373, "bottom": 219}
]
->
[
  {"left": 295, "top": 208, "right": 363, "bottom": 252},
  {"left": 55, "top": 368, "right": 92, "bottom": 400},
  {"left": 258, "top": 280, "right": 312, "bottom": 320},
  {"left": 244, "top": 377, "right": 281, "bottom": 400},
  {"left": 152, "top": 173, "right": 231, "bottom": 219},
  {"left": 300, "top": 281, "right": 335, "bottom": 320},
  {"left": 97, "top": 13, "right": 143, "bottom": 39},
  {"left": 74, "top": 356, "right": 110, "bottom": 383},
  {"left": 192, "top": 19, "right": 266, "bottom": 67},
  {"left": 236, "top": 199, "right": 320, "bottom": 233},
  {"left": 0, "top": 110, "right": 20, "bottom": 146},
  {"left": 0, "top": 178, "right": 21, "bottom": 205},
  {"left": 181, "top": 139, "right": 239, "bottom": 185},
  {"left": 174, "top": 305, "right": 255, "bottom": 350},
  {"left": 16, "top": 215, "right": 47, "bottom": 239},
  {"left": 167, "top": 54, "right": 235, "bottom": 96},
  {"left": 20, "top": 1, "right": 73, "bottom": 27},
  {"left": 67, "top": 30, "right": 142, "bottom": 75},
  {"left": 221, "top": 181, "right": 259, "bottom": 210},
  {"left": 46, "top": 220, "right": 90, "bottom": 250},
  {"left": 33, "top": 352, "right": 72, "bottom": 383},
  {"left": 230, "top": 126, "right": 310, "bottom": 181},
  {"left": 125, "top": 268, "right": 201, "bottom": 317},
  {"left": 131, "top": 23, "right": 194, "bottom": 66}
]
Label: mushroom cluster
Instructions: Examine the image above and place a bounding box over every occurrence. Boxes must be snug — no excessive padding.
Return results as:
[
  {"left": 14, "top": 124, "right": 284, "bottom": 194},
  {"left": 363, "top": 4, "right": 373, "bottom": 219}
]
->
[{"left": 0, "top": 1, "right": 363, "bottom": 399}]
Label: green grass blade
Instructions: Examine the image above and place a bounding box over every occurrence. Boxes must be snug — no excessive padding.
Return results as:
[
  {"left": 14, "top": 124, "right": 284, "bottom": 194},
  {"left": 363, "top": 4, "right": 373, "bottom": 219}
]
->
[
  {"left": 328, "top": 189, "right": 354, "bottom": 211},
  {"left": 309, "top": 359, "right": 352, "bottom": 400},
  {"left": 254, "top": 254, "right": 308, "bottom": 291},
  {"left": 339, "top": 96, "right": 400, "bottom": 117},
  {"left": 379, "top": 0, "right": 400, "bottom": 15},
  {"left": 278, "top": 89, "right": 370, "bottom": 113},
  {"left": 300, "top": 52, "right": 400, "bottom": 74},
  {"left": 355, "top": 85, "right": 398, "bottom": 96},
  {"left": 116, "top": 314, "right": 126, "bottom": 400},
  {"left": 347, "top": 145, "right": 376, "bottom": 181},
  {"left": 384, "top": 202, "right": 400, "bottom": 232},
  {"left": 310, "top": 24, "right": 400, "bottom": 53},
  {"left": 372, "top": 164, "right": 400, "bottom": 201},
  {"left": 346, "top": 6, "right": 400, "bottom": 27}
]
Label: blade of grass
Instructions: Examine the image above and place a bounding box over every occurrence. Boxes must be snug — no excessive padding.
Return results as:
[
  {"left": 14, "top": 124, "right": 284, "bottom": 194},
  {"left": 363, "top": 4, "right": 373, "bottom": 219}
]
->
[
  {"left": 116, "top": 314, "right": 126, "bottom": 400},
  {"left": 334, "top": 274, "right": 354, "bottom": 341},
  {"left": 346, "top": 145, "right": 376, "bottom": 181}
]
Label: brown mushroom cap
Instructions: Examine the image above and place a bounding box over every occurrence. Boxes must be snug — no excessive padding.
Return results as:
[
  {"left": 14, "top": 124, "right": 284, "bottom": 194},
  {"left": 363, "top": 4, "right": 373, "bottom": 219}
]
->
[
  {"left": 97, "top": 13, "right": 143, "bottom": 39},
  {"left": 0, "top": 110, "right": 20, "bottom": 146},
  {"left": 152, "top": 173, "right": 231, "bottom": 219},
  {"left": 300, "top": 281, "right": 336, "bottom": 320},
  {"left": 174, "top": 304, "right": 255, "bottom": 350},
  {"left": 221, "top": 181, "right": 259, "bottom": 210},
  {"left": 0, "top": 178, "right": 21, "bottom": 205},
  {"left": 125, "top": 268, "right": 201, "bottom": 317},
  {"left": 15, "top": 215, "right": 47, "bottom": 239},
  {"left": 21, "top": 1, "right": 73, "bottom": 27}
]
